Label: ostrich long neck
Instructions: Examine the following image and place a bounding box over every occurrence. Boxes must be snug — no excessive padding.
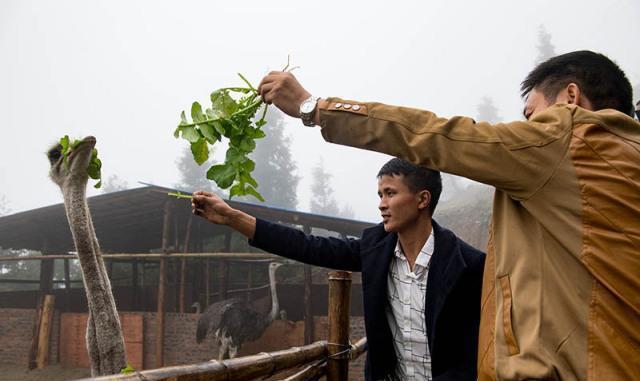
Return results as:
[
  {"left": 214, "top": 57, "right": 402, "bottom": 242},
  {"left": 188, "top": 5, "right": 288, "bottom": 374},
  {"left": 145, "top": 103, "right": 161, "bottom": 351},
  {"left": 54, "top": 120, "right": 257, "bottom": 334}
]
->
[
  {"left": 63, "top": 185, "right": 103, "bottom": 282},
  {"left": 62, "top": 181, "right": 127, "bottom": 375},
  {"left": 266, "top": 267, "right": 279, "bottom": 323}
]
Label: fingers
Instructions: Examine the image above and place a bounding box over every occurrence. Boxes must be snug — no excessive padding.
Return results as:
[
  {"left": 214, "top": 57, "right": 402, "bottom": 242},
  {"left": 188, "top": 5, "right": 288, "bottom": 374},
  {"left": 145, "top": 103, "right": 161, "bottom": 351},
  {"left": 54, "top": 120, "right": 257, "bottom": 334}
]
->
[
  {"left": 259, "top": 83, "right": 275, "bottom": 104},
  {"left": 193, "top": 190, "right": 214, "bottom": 197}
]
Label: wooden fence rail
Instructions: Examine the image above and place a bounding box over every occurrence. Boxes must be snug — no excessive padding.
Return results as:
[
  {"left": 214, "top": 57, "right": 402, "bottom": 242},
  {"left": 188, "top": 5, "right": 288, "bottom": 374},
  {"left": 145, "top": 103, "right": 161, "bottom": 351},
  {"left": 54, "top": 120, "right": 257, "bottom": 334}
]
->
[
  {"left": 71, "top": 271, "right": 365, "bottom": 381},
  {"left": 78, "top": 341, "right": 328, "bottom": 381},
  {"left": 0, "top": 252, "right": 278, "bottom": 261}
]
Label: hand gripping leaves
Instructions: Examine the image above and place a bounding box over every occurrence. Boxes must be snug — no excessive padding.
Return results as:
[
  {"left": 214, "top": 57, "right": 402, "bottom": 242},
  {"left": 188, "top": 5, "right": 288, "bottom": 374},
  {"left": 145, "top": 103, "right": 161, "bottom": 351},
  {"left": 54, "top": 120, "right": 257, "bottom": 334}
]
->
[{"left": 174, "top": 72, "right": 270, "bottom": 201}]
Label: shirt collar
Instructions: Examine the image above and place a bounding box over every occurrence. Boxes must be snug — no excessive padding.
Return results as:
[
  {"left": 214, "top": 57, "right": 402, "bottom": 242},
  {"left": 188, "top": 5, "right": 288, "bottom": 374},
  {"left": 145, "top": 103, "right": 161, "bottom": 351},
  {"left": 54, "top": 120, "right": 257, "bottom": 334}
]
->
[{"left": 394, "top": 228, "right": 435, "bottom": 268}]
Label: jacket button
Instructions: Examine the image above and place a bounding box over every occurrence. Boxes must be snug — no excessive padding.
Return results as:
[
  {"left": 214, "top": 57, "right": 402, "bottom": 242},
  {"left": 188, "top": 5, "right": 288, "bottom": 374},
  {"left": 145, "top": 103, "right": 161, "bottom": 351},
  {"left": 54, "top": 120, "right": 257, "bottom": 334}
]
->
[
  {"left": 343, "top": 104, "right": 352, "bottom": 109},
  {"left": 352, "top": 104, "right": 361, "bottom": 111}
]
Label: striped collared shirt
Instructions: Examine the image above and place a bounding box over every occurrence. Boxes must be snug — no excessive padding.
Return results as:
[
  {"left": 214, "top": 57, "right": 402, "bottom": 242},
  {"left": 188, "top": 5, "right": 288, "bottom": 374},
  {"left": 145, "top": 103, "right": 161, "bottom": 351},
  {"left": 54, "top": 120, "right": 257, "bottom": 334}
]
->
[{"left": 385, "top": 230, "right": 434, "bottom": 380}]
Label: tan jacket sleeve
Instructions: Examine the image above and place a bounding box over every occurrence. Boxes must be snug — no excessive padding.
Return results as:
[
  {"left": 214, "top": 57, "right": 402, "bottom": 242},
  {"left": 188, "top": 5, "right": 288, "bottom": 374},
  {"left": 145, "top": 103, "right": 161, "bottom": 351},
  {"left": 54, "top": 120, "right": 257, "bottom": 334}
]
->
[{"left": 318, "top": 98, "right": 574, "bottom": 201}]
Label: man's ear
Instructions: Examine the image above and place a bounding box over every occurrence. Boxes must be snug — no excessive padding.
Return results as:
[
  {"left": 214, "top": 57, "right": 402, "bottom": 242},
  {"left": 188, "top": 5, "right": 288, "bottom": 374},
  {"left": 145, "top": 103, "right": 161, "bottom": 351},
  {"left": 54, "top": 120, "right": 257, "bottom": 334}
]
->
[
  {"left": 558, "top": 83, "right": 593, "bottom": 110},
  {"left": 418, "top": 190, "right": 432, "bottom": 211}
]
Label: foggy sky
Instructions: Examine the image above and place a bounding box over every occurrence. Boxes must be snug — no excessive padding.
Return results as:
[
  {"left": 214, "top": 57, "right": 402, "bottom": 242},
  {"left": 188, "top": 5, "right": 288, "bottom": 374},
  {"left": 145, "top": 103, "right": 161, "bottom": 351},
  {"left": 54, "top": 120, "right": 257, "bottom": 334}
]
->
[{"left": 1, "top": 0, "right": 638, "bottom": 222}]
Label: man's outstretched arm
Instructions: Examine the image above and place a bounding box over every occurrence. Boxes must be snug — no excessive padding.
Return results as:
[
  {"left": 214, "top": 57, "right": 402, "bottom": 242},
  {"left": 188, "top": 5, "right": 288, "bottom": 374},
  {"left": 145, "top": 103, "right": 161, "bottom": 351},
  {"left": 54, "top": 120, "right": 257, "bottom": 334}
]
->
[
  {"left": 191, "top": 191, "right": 362, "bottom": 271},
  {"left": 258, "top": 71, "right": 570, "bottom": 201}
]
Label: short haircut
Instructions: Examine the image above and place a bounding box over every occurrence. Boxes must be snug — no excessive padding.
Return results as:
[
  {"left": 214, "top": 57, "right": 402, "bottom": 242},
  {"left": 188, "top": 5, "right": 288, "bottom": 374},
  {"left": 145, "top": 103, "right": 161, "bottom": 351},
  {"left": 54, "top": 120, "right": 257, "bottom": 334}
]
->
[
  {"left": 521, "top": 50, "right": 634, "bottom": 116},
  {"left": 377, "top": 158, "right": 442, "bottom": 215}
]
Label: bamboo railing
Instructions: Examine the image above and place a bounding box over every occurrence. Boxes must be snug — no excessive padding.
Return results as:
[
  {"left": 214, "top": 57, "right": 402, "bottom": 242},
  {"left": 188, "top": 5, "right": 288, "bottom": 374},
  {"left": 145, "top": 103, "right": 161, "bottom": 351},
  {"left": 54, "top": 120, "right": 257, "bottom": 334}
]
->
[{"left": 74, "top": 271, "right": 367, "bottom": 381}]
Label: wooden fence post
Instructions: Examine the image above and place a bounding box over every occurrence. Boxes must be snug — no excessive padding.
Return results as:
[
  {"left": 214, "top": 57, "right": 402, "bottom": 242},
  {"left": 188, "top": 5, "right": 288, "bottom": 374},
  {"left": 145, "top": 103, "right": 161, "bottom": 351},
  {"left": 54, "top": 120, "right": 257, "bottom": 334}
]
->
[
  {"left": 156, "top": 201, "right": 172, "bottom": 368},
  {"left": 327, "top": 271, "right": 351, "bottom": 381},
  {"left": 35, "top": 294, "right": 56, "bottom": 368},
  {"left": 179, "top": 214, "right": 193, "bottom": 313},
  {"left": 303, "top": 226, "right": 314, "bottom": 345}
]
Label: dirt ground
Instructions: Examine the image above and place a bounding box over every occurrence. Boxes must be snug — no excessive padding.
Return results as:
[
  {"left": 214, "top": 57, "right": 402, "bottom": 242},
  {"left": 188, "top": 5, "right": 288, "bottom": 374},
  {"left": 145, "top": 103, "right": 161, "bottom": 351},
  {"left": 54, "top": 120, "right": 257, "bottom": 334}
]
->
[{"left": 0, "top": 364, "right": 90, "bottom": 381}]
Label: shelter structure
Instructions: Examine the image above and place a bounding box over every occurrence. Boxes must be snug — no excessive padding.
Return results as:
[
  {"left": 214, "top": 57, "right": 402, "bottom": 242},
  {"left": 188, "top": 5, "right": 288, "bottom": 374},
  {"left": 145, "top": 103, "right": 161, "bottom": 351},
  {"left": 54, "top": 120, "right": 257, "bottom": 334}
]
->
[{"left": 0, "top": 185, "right": 373, "bottom": 375}]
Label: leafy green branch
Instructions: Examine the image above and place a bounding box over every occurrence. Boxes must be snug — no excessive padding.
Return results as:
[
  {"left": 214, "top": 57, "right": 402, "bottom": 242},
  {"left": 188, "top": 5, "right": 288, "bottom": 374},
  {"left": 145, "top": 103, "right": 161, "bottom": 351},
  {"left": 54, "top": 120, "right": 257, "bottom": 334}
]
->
[
  {"left": 174, "top": 58, "right": 297, "bottom": 202},
  {"left": 174, "top": 74, "right": 268, "bottom": 201}
]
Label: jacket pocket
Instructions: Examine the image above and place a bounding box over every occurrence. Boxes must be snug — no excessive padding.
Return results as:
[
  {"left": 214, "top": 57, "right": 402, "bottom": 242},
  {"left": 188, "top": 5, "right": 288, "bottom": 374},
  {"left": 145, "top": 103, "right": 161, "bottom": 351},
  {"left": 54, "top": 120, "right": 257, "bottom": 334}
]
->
[{"left": 499, "top": 274, "right": 520, "bottom": 356}]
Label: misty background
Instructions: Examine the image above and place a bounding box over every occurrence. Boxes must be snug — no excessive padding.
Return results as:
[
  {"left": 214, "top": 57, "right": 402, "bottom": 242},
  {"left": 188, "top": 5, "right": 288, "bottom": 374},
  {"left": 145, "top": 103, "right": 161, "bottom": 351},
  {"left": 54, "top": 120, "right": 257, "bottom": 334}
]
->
[{"left": 1, "top": 0, "right": 639, "bottom": 223}]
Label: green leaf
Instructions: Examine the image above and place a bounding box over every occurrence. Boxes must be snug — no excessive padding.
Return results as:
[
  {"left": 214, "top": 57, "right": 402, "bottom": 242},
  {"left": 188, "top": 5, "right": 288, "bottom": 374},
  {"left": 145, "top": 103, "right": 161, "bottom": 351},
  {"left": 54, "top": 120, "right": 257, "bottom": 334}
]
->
[
  {"left": 240, "top": 172, "right": 258, "bottom": 188},
  {"left": 255, "top": 119, "right": 267, "bottom": 127},
  {"left": 199, "top": 123, "right": 219, "bottom": 144},
  {"left": 211, "top": 90, "right": 238, "bottom": 118},
  {"left": 253, "top": 129, "right": 266, "bottom": 139},
  {"left": 211, "top": 120, "right": 225, "bottom": 136},
  {"left": 60, "top": 135, "right": 70, "bottom": 152},
  {"left": 229, "top": 184, "right": 244, "bottom": 198},
  {"left": 238, "top": 137, "right": 256, "bottom": 152},
  {"left": 121, "top": 364, "right": 136, "bottom": 375},
  {"left": 191, "top": 102, "right": 206, "bottom": 123},
  {"left": 207, "top": 164, "right": 236, "bottom": 189},
  {"left": 87, "top": 163, "right": 101, "bottom": 179},
  {"left": 180, "top": 110, "right": 189, "bottom": 124},
  {"left": 94, "top": 180, "right": 102, "bottom": 189},
  {"left": 180, "top": 126, "right": 201, "bottom": 143},
  {"left": 244, "top": 185, "right": 265, "bottom": 202},
  {"left": 241, "top": 159, "right": 255, "bottom": 172},
  {"left": 225, "top": 147, "right": 243, "bottom": 164},
  {"left": 190, "top": 138, "right": 209, "bottom": 165}
]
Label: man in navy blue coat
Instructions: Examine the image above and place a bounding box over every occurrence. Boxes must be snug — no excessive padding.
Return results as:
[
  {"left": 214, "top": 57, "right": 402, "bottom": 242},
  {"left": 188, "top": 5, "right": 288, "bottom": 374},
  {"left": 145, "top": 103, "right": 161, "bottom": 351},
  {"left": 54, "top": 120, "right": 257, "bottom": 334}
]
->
[{"left": 192, "top": 158, "right": 485, "bottom": 381}]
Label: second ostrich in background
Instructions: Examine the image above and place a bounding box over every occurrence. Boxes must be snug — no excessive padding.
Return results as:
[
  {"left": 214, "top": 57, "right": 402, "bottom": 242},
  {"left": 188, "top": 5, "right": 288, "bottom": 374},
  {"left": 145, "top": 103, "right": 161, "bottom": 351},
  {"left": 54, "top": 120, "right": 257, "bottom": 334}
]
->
[{"left": 194, "top": 261, "right": 284, "bottom": 360}]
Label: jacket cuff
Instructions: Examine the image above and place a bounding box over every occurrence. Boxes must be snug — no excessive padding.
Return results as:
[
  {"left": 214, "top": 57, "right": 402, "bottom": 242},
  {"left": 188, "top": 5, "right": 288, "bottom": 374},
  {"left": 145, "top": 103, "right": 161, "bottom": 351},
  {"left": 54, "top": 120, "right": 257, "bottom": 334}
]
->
[{"left": 248, "top": 217, "right": 270, "bottom": 249}]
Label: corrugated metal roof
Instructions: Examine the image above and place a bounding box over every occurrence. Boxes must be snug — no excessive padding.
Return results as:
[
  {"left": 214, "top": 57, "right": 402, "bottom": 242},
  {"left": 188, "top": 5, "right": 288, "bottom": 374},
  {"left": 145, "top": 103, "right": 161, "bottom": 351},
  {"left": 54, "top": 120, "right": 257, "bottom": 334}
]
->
[{"left": 0, "top": 185, "right": 375, "bottom": 254}]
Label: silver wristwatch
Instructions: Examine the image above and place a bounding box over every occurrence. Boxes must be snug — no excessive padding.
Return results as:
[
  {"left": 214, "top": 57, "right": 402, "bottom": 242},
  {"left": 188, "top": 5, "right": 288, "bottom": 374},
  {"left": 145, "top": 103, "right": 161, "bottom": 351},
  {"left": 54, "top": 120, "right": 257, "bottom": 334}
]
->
[{"left": 299, "top": 95, "right": 320, "bottom": 127}]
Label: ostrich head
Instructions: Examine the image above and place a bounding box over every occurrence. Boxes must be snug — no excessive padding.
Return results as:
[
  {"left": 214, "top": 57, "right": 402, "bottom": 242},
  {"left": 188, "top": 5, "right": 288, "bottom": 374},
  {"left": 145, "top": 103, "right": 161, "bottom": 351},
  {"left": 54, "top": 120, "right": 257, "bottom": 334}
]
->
[
  {"left": 191, "top": 301, "right": 202, "bottom": 314},
  {"left": 268, "top": 261, "right": 284, "bottom": 274},
  {"left": 47, "top": 136, "right": 96, "bottom": 191}
]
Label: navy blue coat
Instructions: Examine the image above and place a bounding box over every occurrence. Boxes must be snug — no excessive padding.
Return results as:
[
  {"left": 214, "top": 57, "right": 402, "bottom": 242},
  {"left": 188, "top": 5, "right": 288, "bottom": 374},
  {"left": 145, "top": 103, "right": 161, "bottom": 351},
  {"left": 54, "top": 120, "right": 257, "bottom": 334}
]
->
[{"left": 250, "top": 218, "right": 485, "bottom": 381}]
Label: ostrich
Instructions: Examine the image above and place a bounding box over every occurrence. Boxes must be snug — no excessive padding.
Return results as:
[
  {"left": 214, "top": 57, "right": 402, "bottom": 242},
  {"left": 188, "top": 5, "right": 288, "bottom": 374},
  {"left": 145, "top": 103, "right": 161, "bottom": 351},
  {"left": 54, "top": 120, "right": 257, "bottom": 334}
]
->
[
  {"left": 194, "top": 261, "right": 284, "bottom": 360},
  {"left": 47, "top": 136, "right": 127, "bottom": 376}
]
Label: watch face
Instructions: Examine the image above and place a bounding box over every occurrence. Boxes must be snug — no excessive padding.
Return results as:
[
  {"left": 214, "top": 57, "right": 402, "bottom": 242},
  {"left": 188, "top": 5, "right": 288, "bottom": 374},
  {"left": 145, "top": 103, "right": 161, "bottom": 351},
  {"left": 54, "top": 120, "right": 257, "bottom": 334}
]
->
[{"left": 301, "top": 100, "right": 315, "bottom": 114}]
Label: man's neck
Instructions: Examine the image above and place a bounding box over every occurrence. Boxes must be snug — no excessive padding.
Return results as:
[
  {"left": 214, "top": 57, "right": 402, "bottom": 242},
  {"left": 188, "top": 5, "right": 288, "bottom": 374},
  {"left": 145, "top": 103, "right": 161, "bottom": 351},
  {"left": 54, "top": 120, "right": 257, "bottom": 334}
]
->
[{"left": 397, "top": 216, "right": 433, "bottom": 271}]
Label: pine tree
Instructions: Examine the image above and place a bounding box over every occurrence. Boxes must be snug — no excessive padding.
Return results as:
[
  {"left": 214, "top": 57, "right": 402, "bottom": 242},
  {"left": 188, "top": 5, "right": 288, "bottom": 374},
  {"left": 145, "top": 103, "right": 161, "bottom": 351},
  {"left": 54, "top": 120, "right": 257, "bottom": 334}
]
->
[
  {"left": 309, "top": 159, "right": 340, "bottom": 216},
  {"left": 476, "top": 96, "right": 501, "bottom": 124},
  {"left": 0, "top": 194, "right": 11, "bottom": 216},
  {"left": 536, "top": 25, "right": 556, "bottom": 64},
  {"left": 175, "top": 145, "right": 220, "bottom": 193}
]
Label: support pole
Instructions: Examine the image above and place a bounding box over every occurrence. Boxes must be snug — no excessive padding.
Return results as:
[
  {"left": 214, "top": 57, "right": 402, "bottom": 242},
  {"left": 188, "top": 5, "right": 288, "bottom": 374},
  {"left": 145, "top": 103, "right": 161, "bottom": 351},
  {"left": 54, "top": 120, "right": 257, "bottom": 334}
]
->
[
  {"left": 246, "top": 263, "right": 253, "bottom": 302},
  {"left": 27, "top": 296, "right": 44, "bottom": 369},
  {"left": 303, "top": 226, "right": 314, "bottom": 345},
  {"left": 64, "top": 259, "right": 71, "bottom": 311},
  {"left": 179, "top": 214, "right": 193, "bottom": 313},
  {"left": 205, "top": 259, "right": 211, "bottom": 307},
  {"left": 36, "top": 294, "right": 55, "bottom": 369},
  {"left": 220, "top": 231, "right": 232, "bottom": 300},
  {"left": 132, "top": 260, "right": 139, "bottom": 311},
  {"left": 156, "top": 201, "right": 171, "bottom": 368},
  {"left": 327, "top": 271, "right": 351, "bottom": 381}
]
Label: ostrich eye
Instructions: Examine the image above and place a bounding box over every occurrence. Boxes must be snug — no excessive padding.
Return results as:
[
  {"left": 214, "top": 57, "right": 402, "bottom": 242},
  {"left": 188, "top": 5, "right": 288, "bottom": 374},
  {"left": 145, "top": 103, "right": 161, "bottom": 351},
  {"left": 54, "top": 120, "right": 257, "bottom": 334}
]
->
[{"left": 47, "top": 145, "right": 62, "bottom": 165}]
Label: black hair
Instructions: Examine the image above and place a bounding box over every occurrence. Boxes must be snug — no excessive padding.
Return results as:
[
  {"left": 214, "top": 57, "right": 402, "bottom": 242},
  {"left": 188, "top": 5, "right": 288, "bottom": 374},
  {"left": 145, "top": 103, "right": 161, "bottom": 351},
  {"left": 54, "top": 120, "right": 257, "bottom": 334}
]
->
[
  {"left": 377, "top": 158, "right": 442, "bottom": 215},
  {"left": 521, "top": 50, "right": 634, "bottom": 116}
]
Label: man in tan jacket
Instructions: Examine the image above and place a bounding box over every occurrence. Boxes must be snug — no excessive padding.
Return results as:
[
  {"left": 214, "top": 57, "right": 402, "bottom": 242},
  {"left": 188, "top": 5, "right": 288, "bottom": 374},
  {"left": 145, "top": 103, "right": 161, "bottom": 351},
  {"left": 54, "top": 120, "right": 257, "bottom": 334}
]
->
[{"left": 257, "top": 50, "right": 640, "bottom": 380}]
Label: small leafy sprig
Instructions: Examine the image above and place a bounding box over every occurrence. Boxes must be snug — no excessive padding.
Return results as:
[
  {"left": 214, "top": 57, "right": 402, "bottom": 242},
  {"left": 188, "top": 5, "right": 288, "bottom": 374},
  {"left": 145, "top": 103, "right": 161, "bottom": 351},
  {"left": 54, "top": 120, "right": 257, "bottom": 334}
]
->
[
  {"left": 174, "top": 59, "right": 296, "bottom": 201},
  {"left": 59, "top": 135, "right": 102, "bottom": 188},
  {"left": 167, "top": 191, "right": 193, "bottom": 199}
]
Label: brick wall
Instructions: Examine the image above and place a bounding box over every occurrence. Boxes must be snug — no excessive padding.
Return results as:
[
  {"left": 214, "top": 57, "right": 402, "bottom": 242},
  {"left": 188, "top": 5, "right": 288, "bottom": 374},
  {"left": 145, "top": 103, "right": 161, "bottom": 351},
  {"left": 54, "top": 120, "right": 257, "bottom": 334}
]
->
[
  {"left": 0, "top": 308, "right": 61, "bottom": 367},
  {"left": 0, "top": 308, "right": 366, "bottom": 380}
]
